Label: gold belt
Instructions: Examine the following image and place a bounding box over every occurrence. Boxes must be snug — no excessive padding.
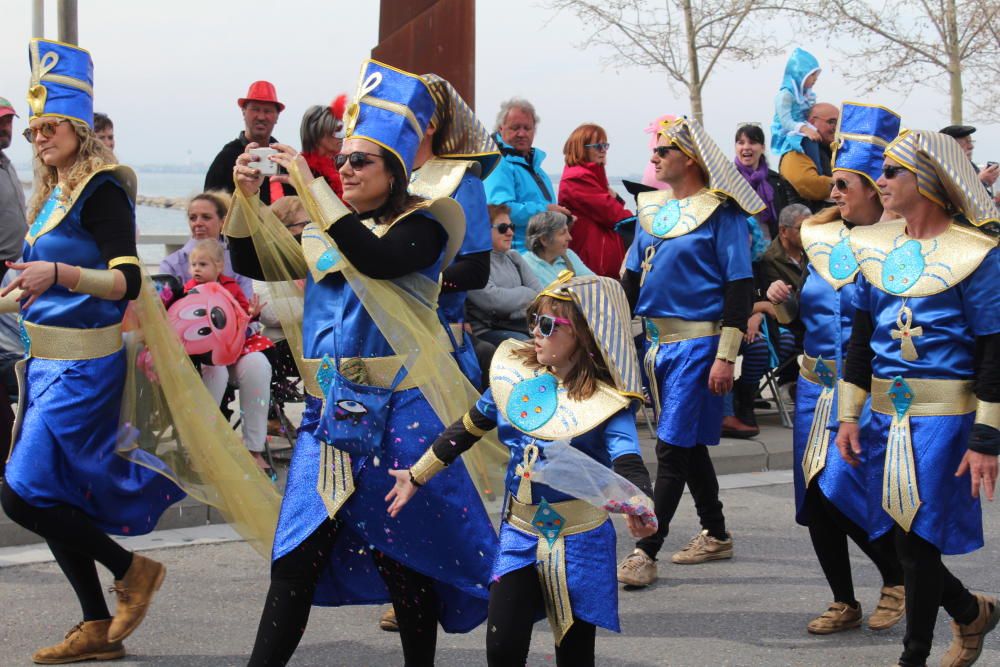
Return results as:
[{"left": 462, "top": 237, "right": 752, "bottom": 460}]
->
[
  {"left": 23, "top": 321, "right": 123, "bottom": 360},
  {"left": 870, "top": 377, "right": 975, "bottom": 417},
  {"left": 447, "top": 322, "right": 465, "bottom": 343},
  {"left": 644, "top": 317, "right": 720, "bottom": 344},
  {"left": 800, "top": 353, "right": 837, "bottom": 385},
  {"left": 300, "top": 355, "right": 418, "bottom": 398},
  {"left": 506, "top": 497, "right": 608, "bottom": 538}
]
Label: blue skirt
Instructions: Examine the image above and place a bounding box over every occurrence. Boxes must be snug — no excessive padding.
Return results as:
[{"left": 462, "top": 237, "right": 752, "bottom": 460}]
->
[
  {"left": 866, "top": 411, "right": 981, "bottom": 555},
  {"left": 792, "top": 374, "right": 870, "bottom": 530},
  {"left": 272, "top": 393, "right": 497, "bottom": 633},
  {"left": 493, "top": 518, "right": 620, "bottom": 633},
  {"left": 5, "top": 352, "right": 184, "bottom": 536},
  {"left": 647, "top": 336, "right": 722, "bottom": 447}
]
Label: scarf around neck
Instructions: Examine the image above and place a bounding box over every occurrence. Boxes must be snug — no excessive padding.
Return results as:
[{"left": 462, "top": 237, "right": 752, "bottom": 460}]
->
[{"left": 734, "top": 157, "right": 776, "bottom": 225}]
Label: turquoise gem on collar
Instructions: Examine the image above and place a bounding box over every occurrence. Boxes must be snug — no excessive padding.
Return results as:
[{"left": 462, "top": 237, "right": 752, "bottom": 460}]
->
[
  {"left": 652, "top": 200, "right": 681, "bottom": 235},
  {"left": 532, "top": 497, "right": 565, "bottom": 547},
  {"left": 882, "top": 240, "right": 925, "bottom": 295},
  {"left": 829, "top": 238, "right": 858, "bottom": 280},
  {"left": 886, "top": 375, "right": 914, "bottom": 420},
  {"left": 316, "top": 248, "right": 341, "bottom": 272},
  {"left": 316, "top": 354, "right": 336, "bottom": 396},
  {"left": 815, "top": 356, "right": 836, "bottom": 389},
  {"left": 506, "top": 373, "right": 558, "bottom": 432}
]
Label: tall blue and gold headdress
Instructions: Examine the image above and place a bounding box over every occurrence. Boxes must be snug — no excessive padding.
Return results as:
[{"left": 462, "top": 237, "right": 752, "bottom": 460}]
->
[
  {"left": 538, "top": 272, "right": 643, "bottom": 400},
  {"left": 27, "top": 38, "right": 94, "bottom": 128},
  {"left": 832, "top": 102, "right": 901, "bottom": 189},
  {"left": 658, "top": 117, "right": 765, "bottom": 216},
  {"left": 343, "top": 60, "right": 435, "bottom": 178},
  {"left": 885, "top": 129, "right": 1000, "bottom": 230}
]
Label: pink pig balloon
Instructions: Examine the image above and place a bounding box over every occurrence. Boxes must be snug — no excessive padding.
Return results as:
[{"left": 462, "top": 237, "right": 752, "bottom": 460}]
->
[{"left": 167, "top": 282, "right": 247, "bottom": 366}]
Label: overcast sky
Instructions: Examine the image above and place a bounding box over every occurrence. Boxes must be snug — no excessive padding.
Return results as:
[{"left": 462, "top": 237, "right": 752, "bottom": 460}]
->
[{"left": 2, "top": 0, "right": 996, "bottom": 181}]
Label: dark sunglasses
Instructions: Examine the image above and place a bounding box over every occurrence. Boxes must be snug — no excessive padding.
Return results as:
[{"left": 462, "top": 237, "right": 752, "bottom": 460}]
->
[
  {"left": 531, "top": 313, "right": 572, "bottom": 337},
  {"left": 652, "top": 145, "right": 682, "bottom": 158},
  {"left": 22, "top": 120, "right": 65, "bottom": 143},
  {"left": 493, "top": 222, "right": 515, "bottom": 234},
  {"left": 833, "top": 178, "right": 850, "bottom": 192},
  {"left": 585, "top": 142, "right": 610, "bottom": 151},
  {"left": 881, "top": 164, "right": 908, "bottom": 179},
  {"left": 334, "top": 151, "right": 382, "bottom": 170}
]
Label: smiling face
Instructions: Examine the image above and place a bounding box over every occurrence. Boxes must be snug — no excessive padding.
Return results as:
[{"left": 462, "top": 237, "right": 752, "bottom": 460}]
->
[
  {"left": 187, "top": 199, "right": 224, "bottom": 240},
  {"left": 652, "top": 135, "right": 692, "bottom": 185},
  {"left": 735, "top": 133, "right": 765, "bottom": 169},
  {"left": 31, "top": 118, "right": 79, "bottom": 171},
  {"left": 242, "top": 101, "right": 279, "bottom": 145},
  {"left": 500, "top": 106, "right": 536, "bottom": 156},
  {"left": 338, "top": 137, "right": 391, "bottom": 214},
  {"left": 876, "top": 158, "right": 922, "bottom": 217},
  {"left": 831, "top": 170, "right": 881, "bottom": 223}
]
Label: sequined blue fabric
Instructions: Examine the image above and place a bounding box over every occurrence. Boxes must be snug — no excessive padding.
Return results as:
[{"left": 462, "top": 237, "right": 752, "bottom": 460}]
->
[{"left": 646, "top": 336, "right": 724, "bottom": 447}]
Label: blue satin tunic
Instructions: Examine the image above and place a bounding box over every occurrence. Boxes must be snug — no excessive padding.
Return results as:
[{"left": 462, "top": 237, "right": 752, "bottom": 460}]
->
[{"left": 475, "top": 389, "right": 640, "bottom": 633}]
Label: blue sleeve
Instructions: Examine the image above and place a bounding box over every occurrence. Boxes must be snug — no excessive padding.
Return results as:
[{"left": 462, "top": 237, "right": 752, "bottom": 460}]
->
[
  {"left": 475, "top": 388, "right": 498, "bottom": 421},
  {"left": 774, "top": 89, "right": 804, "bottom": 134},
  {"left": 852, "top": 273, "right": 872, "bottom": 313},
  {"left": 713, "top": 207, "right": 754, "bottom": 282},
  {"left": 605, "top": 408, "right": 641, "bottom": 460},
  {"left": 453, "top": 174, "right": 492, "bottom": 256},
  {"left": 625, "top": 227, "right": 646, "bottom": 273},
  {"left": 963, "top": 247, "right": 1000, "bottom": 336}
]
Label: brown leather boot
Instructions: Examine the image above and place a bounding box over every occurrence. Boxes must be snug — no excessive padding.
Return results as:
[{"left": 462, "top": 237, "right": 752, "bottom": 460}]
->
[
  {"left": 721, "top": 416, "right": 759, "bottom": 439},
  {"left": 32, "top": 620, "right": 125, "bottom": 664},
  {"left": 868, "top": 585, "right": 905, "bottom": 630},
  {"left": 379, "top": 607, "right": 399, "bottom": 632},
  {"left": 940, "top": 593, "right": 1000, "bottom": 667},
  {"left": 107, "top": 554, "right": 166, "bottom": 643}
]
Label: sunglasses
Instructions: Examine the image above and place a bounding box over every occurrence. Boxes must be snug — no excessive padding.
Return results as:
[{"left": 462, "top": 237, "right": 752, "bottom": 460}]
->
[
  {"left": 531, "top": 313, "right": 572, "bottom": 337},
  {"left": 22, "top": 120, "right": 65, "bottom": 143},
  {"left": 652, "top": 145, "right": 682, "bottom": 158},
  {"left": 493, "top": 222, "right": 515, "bottom": 234},
  {"left": 881, "top": 165, "right": 907, "bottom": 179},
  {"left": 833, "top": 178, "right": 850, "bottom": 192},
  {"left": 334, "top": 151, "right": 382, "bottom": 170},
  {"left": 585, "top": 142, "right": 610, "bottom": 151}
]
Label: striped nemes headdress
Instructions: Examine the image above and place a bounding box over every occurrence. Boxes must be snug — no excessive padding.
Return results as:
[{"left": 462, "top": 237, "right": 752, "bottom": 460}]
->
[{"left": 420, "top": 74, "right": 500, "bottom": 178}]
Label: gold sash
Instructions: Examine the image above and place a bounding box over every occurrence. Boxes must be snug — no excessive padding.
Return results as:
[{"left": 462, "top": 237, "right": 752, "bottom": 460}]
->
[
  {"left": 798, "top": 354, "right": 838, "bottom": 487},
  {"left": 642, "top": 318, "right": 720, "bottom": 419}
]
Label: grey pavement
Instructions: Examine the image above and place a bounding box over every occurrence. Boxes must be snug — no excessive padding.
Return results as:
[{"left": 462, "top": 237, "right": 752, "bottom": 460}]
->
[{"left": 1, "top": 467, "right": 998, "bottom": 667}]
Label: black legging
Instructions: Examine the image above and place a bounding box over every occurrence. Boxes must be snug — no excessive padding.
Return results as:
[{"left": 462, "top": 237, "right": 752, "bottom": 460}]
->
[
  {"left": 895, "top": 527, "right": 979, "bottom": 667},
  {"left": 247, "top": 518, "right": 439, "bottom": 667},
  {"left": 0, "top": 484, "right": 133, "bottom": 621},
  {"left": 804, "top": 483, "right": 902, "bottom": 605},
  {"left": 486, "top": 565, "right": 596, "bottom": 667},
  {"left": 636, "top": 441, "right": 727, "bottom": 559}
]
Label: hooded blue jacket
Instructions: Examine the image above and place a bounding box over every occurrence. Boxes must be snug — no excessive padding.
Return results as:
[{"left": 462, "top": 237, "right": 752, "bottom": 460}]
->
[
  {"left": 484, "top": 134, "right": 556, "bottom": 253},
  {"left": 770, "top": 48, "right": 820, "bottom": 159}
]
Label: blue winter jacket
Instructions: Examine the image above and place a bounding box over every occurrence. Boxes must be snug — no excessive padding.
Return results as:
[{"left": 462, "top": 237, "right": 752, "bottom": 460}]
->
[{"left": 485, "top": 134, "right": 557, "bottom": 253}]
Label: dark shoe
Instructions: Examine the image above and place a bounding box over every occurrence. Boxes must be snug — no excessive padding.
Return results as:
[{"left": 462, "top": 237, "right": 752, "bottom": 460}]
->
[
  {"left": 379, "top": 607, "right": 399, "bottom": 632},
  {"left": 32, "top": 620, "right": 125, "bottom": 664},
  {"left": 108, "top": 554, "right": 166, "bottom": 643},
  {"left": 941, "top": 593, "right": 1000, "bottom": 666},
  {"left": 721, "top": 416, "right": 759, "bottom": 439},
  {"left": 807, "top": 601, "right": 862, "bottom": 635}
]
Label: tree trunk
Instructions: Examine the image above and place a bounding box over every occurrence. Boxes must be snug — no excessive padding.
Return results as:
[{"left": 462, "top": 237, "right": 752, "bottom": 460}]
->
[
  {"left": 681, "top": 0, "right": 703, "bottom": 125},
  {"left": 945, "top": 0, "right": 963, "bottom": 123}
]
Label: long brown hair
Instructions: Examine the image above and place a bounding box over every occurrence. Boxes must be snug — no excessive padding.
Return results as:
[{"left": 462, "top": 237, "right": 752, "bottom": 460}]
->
[
  {"left": 515, "top": 294, "right": 613, "bottom": 401},
  {"left": 377, "top": 147, "right": 424, "bottom": 222},
  {"left": 27, "top": 119, "right": 116, "bottom": 221}
]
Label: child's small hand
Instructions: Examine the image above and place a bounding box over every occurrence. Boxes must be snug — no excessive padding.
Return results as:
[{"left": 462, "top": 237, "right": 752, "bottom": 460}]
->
[
  {"left": 248, "top": 294, "right": 267, "bottom": 319},
  {"left": 802, "top": 125, "right": 821, "bottom": 142},
  {"left": 625, "top": 514, "right": 657, "bottom": 538},
  {"left": 385, "top": 469, "right": 419, "bottom": 517}
]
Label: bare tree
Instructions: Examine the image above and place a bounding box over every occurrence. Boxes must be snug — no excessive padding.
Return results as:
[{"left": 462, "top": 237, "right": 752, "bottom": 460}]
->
[
  {"left": 545, "top": 0, "right": 787, "bottom": 126},
  {"left": 794, "top": 0, "right": 1000, "bottom": 123}
]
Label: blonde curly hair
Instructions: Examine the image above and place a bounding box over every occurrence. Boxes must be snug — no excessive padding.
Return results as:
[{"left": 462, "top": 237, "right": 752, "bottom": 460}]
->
[{"left": 26, "top": 119, "right": 116, "bottom": 221}]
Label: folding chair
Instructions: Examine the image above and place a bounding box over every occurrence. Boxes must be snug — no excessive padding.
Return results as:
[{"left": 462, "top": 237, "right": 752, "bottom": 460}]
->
[{"left": 754, "top": 326, "right": 796, "bottom": 428}]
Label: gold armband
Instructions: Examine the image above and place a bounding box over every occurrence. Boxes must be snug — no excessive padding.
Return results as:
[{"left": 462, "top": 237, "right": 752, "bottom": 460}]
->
[
  {"left": 224, "top": 189, "right": 263, "bottom": 238},
  {"left": 0, "top": 289, "right": 23, "bottom": 314},
  {"left": 108, "top": 256, "right": 141, "bottom": 269},
  {"left": 774, "top": 301, "right": 795, "bottom": 325},
  {"left": 715, "top": 326, "right": 741, "bottom": 363},
  {"left": 71, "top": 267, "right": 117, "bottom": 299},
  {"left": 462, "top": 412, "right": 488, "bottom": 438},
  {"left": 837, "top": 379, "right": 869, "bottom": 423},
  {"left": 976, "top": 401, "right": 1000, "bottom": 431},
  {"left": 307, "top": 175, "right": 352, "bottom": 229},
  {"left": 409, "top": 449, "right": 448, "bottom": 487}
]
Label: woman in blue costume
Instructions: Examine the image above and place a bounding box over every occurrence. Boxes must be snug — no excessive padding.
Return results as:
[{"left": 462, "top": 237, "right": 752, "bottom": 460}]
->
[
  {"left": 616, "top": 117, "right": 762, "bottom": 586},
  {"left": 386, "top": 273, "right": 655, "bottom": 667},
  {"left": 836, "top": 129, "right": 1000, "bottom": 667},
  {"left": 226, "top": 60, "right": 498, "bottom": 667},
  {"left": 768, "top": 102, "right": 905, "bottom": 635},
  {"left": 0, "top": 39, "right": 182, "bottom": 664}
]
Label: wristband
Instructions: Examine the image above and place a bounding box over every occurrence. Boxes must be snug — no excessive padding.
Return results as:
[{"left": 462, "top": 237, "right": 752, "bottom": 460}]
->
[
  {"left": 409, "top": 448, "right": 447, "bottom": 487},
  {"left": 715, "top": 326, "right": 741, "bottom": 363},
  {"left": 837, "top": 379, "right": 869, "bottom": 423},
  {"left": 71, "top": 267, "right": 117, "bottom": 299},
  {"left": 975, "top": 400, "right": 1000, "bottom": 431}
]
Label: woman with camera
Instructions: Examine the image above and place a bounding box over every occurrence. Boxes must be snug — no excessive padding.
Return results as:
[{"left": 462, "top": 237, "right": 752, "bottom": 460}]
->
[{"left": 227, "top": 60, "right": 497, "bottom": 667}]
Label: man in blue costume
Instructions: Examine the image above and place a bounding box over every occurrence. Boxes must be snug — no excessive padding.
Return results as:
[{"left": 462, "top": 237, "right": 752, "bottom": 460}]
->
[
  {"left": 616, "top": 117, "right": 762, "bottom": 586},
  {"left": 836, "top": 129, "right": 1000, "bottom": 667}
]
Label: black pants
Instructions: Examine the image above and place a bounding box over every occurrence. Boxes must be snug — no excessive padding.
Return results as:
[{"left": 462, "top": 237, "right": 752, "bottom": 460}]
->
[
  {"left": 636, "top": 441, "right": 726, "bottom": 559},
  {"left": 486, "top": 565, "right": 596, "bottom": 667},
  {"left": 0, "top": 484, "right": 133, "bottom": 621},
  {"left": 895, "top": 527, "right": 979, "bottom": 667},
  {"left": 804, "top": 483, "right": 902, "bottom": 605},
  {"left": 247, "top": 518, "right": 439, "bottom": 667}
]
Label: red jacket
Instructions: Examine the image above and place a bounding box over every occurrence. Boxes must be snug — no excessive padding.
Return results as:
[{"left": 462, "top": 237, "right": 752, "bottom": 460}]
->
[
  {"left": 184, "top": 275, "right": 250, "bottom": 314},
  {"left": 558, "top": 162, "right": 633, "bottom": 277}
]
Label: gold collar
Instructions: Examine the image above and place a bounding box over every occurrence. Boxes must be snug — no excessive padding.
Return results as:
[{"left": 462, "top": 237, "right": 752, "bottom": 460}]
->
[
  {"left": 27, "top": 165, "right": 137, "bottom": 246},
  {"left": 489, "top": 340, "right": 629, "bottom": 440},
  {"left": 850, "top": 219, "right": 997, "bottom": 297},
  {"left": 408, "top": 157, "right": 476, "bottom": 200},
  {"left": 801, "top": 216, "right": 859, "bottom": 290},
  {"left": 636, "top": 189, "right": 721, "bottom": 240}
]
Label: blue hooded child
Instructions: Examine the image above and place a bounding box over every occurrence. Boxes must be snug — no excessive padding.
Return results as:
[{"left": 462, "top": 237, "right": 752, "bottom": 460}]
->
[{"left": 770, "top": 48, "right": 822, "bottom": 169}]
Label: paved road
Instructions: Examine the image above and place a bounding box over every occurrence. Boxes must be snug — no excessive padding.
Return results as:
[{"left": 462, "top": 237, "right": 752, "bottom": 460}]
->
[{"left": 1, "top": 474, "right": 997, "bottom": 666}]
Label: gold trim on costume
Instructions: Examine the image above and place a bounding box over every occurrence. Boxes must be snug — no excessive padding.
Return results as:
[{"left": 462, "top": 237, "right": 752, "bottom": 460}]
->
[
  {"left": 26, "top": 165, "right": 138, "bottom": 246},
  {"left": 800, "top": 355, "right": 838, "bottom": 486},
  {"left": 108, "top": 256, "right": 141, "bottom": 269},
  {"left": 462, "top": 412, "right": 488, "bottom": 437},
  {"left": 71, "top": 267, "right": 117, "bottom": 299},
  {"left": 643, "top": 317, "right": 721, "bottom": 343},
  {"left": 801, "top": 216, "right": 859, "bottom": 290},
  {"left": 800, "top": 353, "right": 838, "bottom": 385},
  {"left": 716, "top": 327, "right": 741, "bottom": 363},
  {"left": 636, "top": 190, "right": 722, "bottom": 240},
  {"left": 869, "top": 377, "right": 976, "bottom": 417},
  {"left": 850, "top": 219, "right": 997, "bottom": 297},
  {"left": 299, "top": 355, "right": 420, "bottom": 400},
  {"left": 0, "top": 289, "right": 22, "bottom": 314},
  {"left": 837, "top": 379, "right": 868, "bottom": 423},
  {"left": 409, "top": 448, "right": 448, "bottom": 486},
  {"left": 306, "top": 174, "right": 353, "bottom": 231},
  {"left": 317, "top": 445, "right": 354, "bottom": 519},
  {"left": 409, "top": 158, "right": 476, "bottom": 200},
  {"left": 506, "top": 497, "right": 609, "bottom": 538},
  {"left": 976, "top": 401, "right": 1000, "bottom": 430},
  {"left": 23, "top": 321, "right": 122, "bottom": 360}
]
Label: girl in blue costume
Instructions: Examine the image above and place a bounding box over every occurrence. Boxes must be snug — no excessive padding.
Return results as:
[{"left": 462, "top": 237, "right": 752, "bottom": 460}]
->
[
  {"left": 0, "top": 39, "right": 182, "bottom": 664},
  {"left": 227, "top": 60, "right": 498, "bottom": 667},
  {"left": 836, "top": 129, "right": 1000, "bottom": 667},
  {"left": 770, "top": 47, "right": 823, "bottom": 171},
  {"left": 769, "top": 102, "right": 905, "bottom": 636},
  {"left": 386, "top": 273, "right": 655, "bottom": 667}
]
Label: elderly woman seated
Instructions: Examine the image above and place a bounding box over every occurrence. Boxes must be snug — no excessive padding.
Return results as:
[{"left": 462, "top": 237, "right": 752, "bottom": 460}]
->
[
  {"left": 465, "top": 204, "right": 541, "bottom": 347},
  {"left": 521, "top": 210, "right": 595, "bottom": 284}
]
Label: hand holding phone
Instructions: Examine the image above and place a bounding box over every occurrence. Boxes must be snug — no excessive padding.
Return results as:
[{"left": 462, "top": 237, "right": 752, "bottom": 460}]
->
[{"left": 249, "top": 147, "right": 278, "bottom": 176}]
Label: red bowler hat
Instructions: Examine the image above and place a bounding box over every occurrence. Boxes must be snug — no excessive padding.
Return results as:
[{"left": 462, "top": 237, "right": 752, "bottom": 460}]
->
[{"left": 238, "top": 81, "right": 285, "bottom": 112}]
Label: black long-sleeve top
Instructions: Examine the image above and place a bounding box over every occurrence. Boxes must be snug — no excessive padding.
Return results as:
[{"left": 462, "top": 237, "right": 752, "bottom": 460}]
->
[{"left": 78, "top": 181, "right": 141, "bottom": 299}]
